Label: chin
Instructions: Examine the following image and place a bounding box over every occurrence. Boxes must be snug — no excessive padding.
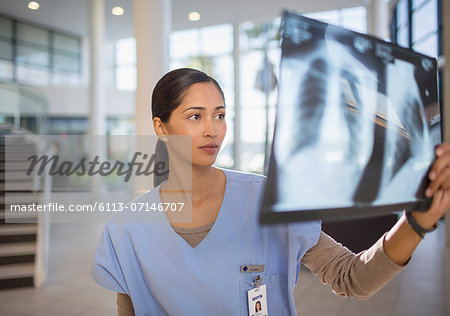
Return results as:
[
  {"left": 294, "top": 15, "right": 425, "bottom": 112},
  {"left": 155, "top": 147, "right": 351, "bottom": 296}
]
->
[{"left": 192, "top": 157, "right": 218, "bottom": 168}]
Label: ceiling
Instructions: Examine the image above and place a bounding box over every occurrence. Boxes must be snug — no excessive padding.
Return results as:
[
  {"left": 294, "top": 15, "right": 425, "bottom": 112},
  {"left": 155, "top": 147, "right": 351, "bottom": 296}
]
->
[{"left": 0, "top": 0, "right": 364, "bottom": 41}]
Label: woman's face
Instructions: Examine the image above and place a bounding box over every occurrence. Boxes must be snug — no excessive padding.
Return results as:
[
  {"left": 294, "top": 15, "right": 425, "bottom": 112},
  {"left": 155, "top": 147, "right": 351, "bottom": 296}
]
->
[{"left": 157, "top": 82, "right": 227, "bottom": 167}]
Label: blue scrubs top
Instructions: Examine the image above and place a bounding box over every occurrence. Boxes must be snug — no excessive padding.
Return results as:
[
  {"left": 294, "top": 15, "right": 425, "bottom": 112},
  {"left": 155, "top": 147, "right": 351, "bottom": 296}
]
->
[{"left": 92, "top": 169, "right": 321, "bottom": 315}]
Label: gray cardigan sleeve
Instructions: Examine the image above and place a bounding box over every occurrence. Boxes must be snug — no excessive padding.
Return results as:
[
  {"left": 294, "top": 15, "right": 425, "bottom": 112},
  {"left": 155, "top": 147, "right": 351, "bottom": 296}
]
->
[{"left": 300, "top": 231, "right": 406, "bottom": 300}]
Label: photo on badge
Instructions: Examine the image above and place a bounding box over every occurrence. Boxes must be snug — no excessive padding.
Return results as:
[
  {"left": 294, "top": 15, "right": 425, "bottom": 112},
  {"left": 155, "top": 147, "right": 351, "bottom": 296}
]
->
[{"left": 247, "top": 284, "right": 268, "bottom": 316}]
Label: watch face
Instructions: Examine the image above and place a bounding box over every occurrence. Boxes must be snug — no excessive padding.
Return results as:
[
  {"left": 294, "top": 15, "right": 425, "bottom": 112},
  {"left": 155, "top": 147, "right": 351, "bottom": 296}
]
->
[{"left": 260, "top": 10, "right": 440, "bottom": 224}]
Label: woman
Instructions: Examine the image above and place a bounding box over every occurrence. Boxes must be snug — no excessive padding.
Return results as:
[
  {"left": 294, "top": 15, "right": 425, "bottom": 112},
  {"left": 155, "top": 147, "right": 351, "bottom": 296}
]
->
[
  {"left": 255, "top": 301, "right": 262, "bottom": 312},
  {"left": 92, "top": 68, "right": 450, "bottom": 316}
]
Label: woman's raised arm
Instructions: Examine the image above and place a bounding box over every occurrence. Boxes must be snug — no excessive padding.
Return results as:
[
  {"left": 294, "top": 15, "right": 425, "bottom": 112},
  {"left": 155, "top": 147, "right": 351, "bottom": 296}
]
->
[{"left": 384, "top": 143, "right": 450, "bottom": 265}]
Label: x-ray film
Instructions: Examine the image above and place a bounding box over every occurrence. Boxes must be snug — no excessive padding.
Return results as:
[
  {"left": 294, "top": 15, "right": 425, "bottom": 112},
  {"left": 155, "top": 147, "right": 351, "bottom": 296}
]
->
[{"left": 260, "top": 11, "right": 441, "bottom": 223}]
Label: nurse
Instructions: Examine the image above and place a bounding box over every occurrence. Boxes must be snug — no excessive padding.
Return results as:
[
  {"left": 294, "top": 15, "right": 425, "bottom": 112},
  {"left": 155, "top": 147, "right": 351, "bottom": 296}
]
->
[{"left": 92, "top": 68, "right": 450, "bottom": 316}]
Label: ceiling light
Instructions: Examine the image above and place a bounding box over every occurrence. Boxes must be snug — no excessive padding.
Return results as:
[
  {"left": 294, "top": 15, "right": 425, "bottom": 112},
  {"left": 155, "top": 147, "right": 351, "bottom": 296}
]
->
[
  {"left": 112, "top": 6, "right": 124, "bottom": 16},
  {"left": 188, "top": 11, "right": 201, "bottom": 21},
  {"left": 27, "top": 1, "right": 40, "bottom": 10}
]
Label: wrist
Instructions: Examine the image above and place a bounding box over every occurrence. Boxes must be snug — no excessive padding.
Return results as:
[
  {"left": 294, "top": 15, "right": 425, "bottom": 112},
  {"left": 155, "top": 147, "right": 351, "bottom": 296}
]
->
[
  {"left": 410, "top": 211, "right": 439, "bottom": 230},
  {"left": 404, "top": 211, "right": 439, "bottom": 239}
]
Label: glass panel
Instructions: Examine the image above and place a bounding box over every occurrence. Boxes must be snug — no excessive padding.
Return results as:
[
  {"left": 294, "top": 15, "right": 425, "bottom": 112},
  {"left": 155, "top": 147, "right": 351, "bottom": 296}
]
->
[
  {"left": 211, "top": 54, "right": 234, "bottom": 169},
  {"left": 396, "top": 0, "right": 409, "bottom": 28},
  {"left": 54, "top": 54, "right": 80, "bottom": 72},
  {"left": 268, "top": 17, "right": 282, "bottom": 48},
  {"left": 54, "top": 33, "right": 79, "bottom": 53},
  {"left": 412, "top": 0, "right": 437, "bottom": 42},
  {"left": 0, "top": 40, "right": 13, "bottom": 59},
  {"left": 201, "top": 24, "right": 233, "bottom": 56},
  {"left": 116, "top": 66, "right": 136, "bottom": 91},
  {"left": 170, "top": 29, "right": 199, "bottom": 59},
  {"left": 115, "top": 37, "right": 136, "bottom": 66},
  {"left": 340, "top": 6, "right": 367, "bottom": 33},
  {"left": 0, "top": 17, "right": 12, "bottom": 38},
  {"left": 169, "top": 59, "right": 189, "bottom": 70},
  {"left": 47, "top": 117, "right": 88, "bottom": 134},
  {"left": 240, "top": 50, "right": 265, "bottom": 113},
  {"left": 306, "top": 9, "right": 340, "bottom": 25},
  {"left": 240, "top": 108, "right": 266, "bottom": 171},
  {"left": 239, "top": 21, "right": 267, "bottom": 51},
  {"left": 51, "top": 71, "right": 81, "bottom": 86},
  {"left": 413, "top": 0, "right": 428, "bottom": 9},
  {"left": 305, "top": 7, "right": 367, "bottom": 33},
  {"left": 397, "top": 25, "right": 409, "bottom": 47},
  {"left": 266, "top": 48, "right": 280, "bottom": 142},
  {"left": 17, "top": 22, "right": 49, "bottom": 46},
  {"left": 413, "top": 34, "right": 437, "bottom": 58},
  {"left": 107, "top": 117, "right": 135, "bottom": 135},
  {"left": 239, "top": 48, "right": 278, "bottom": 174},
  {"left": 239, "top": 18, "right": 281, "bottom": 52},
  {"left": 0, "top": 60, "right": 13, "bottom": 80},
  {"left": 210, "top": 55, "right": 234, "bottom": 97},
  {"left": 16, "top": 65, "right": 49, "bottom": 85},
  {"left": 16, "top": 45, "right": 49, "bottom": 66}
]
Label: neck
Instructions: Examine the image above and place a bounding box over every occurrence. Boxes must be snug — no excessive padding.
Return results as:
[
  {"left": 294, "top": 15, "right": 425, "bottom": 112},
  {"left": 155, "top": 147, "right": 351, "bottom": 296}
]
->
[
  {"left": 163, "top": 157, "right": 224, "bottom": 202},
  {"left": 191, "top": 166, "right": 222, "bottom": 202}
]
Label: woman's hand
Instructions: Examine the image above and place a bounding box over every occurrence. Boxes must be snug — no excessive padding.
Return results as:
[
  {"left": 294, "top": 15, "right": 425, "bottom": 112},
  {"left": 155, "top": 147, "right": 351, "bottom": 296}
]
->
[
  {"left": 384, "top": 143, "right": 450, "bottom": 266},
  {"left": 412, "top": 143, "right": 450, "bottom": 229}
]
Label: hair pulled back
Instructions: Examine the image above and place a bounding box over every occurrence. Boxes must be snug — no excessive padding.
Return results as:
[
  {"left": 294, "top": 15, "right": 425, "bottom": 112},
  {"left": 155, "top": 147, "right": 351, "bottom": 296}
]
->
[
  {"left": 151, "top": 68, "right": 225, "bottom": 123},
  {"left": 151, "top": 68, "right": 224, "bottom": 187}
]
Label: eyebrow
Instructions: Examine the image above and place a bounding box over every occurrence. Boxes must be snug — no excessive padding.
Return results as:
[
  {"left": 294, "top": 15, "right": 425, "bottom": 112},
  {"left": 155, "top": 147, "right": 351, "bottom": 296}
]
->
[{"left": 181, "top": 106, "right": 225, "bottom": 113}]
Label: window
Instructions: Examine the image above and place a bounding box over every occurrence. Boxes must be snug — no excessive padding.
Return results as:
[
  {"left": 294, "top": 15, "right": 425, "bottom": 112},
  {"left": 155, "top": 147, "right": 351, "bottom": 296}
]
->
[
  {"left": 115, "top": 38, "right": 136, "bottom": 91},
  {"left": 392, "top": 0, "right": 442, "bottom": 59},
  {"left": 0, "top": 14, "right": 82, "bottom": 86},
  {"left": 239, "top": 19, "right": 281, "bottom": 173},
  {"left": 113, "top": 7, "right": 366, "bottom": 173},
  {"left": 306, "top": 6, "right": 367, "bottom": 33},
  {"left": 0, "top": 16, "right": 14, "bottom": 81},
  {"left": 391, "top": 0, "right": 443, "bottom": 111}
]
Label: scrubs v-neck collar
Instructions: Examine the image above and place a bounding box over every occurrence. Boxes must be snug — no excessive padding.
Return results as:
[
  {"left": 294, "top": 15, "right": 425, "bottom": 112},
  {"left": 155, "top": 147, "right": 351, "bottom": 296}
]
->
[{"left": 148, "top": 169, "right": 244, "bottom": 273}]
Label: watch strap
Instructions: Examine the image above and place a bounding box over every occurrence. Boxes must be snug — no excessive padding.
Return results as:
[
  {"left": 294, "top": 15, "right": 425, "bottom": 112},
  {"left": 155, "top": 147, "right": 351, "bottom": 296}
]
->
[{"left": 404, "top": 211, "right": 438, "bottom": 239}]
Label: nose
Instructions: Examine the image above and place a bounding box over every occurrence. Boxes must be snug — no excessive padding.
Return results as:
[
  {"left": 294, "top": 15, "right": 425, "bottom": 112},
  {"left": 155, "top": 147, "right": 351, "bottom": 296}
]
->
[{"left": 202, "top": 118, "right": 217, "bottom": 138}]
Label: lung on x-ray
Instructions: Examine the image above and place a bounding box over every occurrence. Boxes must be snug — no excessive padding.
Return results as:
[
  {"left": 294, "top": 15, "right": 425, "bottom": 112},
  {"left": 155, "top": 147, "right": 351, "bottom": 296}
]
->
[{"left": 260, "top": 11, "right": 441, "bottom": 223}]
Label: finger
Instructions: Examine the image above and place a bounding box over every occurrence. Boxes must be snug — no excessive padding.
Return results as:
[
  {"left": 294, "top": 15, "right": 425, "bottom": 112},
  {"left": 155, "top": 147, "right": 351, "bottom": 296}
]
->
[
  {"left": 428, "top": 146, "right": 450, "bottom": 181},
  {"left": 435, "top": 143, "right": 450, "bottom": 158},
  {"left": 426, "top": 166, "right": 450, "bottom": 197},
  {"left": 428, "top": 189, "right": 450, "bottom": 218}
]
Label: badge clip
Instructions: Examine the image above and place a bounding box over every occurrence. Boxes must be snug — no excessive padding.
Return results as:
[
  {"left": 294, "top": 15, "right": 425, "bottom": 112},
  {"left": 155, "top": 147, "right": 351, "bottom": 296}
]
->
[{"left": 254, "top": 275, "right": 262, "bottom": 288}]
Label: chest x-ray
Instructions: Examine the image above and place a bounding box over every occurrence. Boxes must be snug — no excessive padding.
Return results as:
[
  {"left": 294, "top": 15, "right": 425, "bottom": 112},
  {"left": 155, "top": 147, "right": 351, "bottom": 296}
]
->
[{"left": 260, "top": 11, "right": 441, "bottom": 223}]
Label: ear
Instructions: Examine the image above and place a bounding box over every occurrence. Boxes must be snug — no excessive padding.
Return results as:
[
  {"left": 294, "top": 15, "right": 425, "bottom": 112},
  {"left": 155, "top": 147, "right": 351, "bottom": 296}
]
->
[{"left": 153, "top": 117, "right": 168, "bottom": 136}]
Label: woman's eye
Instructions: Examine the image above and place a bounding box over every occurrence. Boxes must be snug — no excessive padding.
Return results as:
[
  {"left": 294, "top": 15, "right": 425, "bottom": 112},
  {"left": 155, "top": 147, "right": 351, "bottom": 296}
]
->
[
  {"left": 216, "top": 113, "right": 225, "bottom": 120},
  {"left": 188, "top": 114, "right": 200, "bottom": 120}
]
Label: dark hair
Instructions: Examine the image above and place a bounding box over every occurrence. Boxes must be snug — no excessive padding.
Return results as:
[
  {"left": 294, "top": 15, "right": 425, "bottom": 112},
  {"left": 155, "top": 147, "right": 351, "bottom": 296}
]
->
[
  {"left": 255, "top": 301, "right": 261, "bottom": 312},
  {"left": 152, "top": 68, "right": 224, "bottom": 187},
  {"left": 152, "top": 68, "right": 225, "bottom": 123}
]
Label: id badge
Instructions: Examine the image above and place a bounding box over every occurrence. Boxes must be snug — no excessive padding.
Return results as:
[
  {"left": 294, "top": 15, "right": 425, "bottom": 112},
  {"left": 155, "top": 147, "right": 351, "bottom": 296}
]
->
[{"left": 247, "top": 275, "right": 268, "bottom": 316}]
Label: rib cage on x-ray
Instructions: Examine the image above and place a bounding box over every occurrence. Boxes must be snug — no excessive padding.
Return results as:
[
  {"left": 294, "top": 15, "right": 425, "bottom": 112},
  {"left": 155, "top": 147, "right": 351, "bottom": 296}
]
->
[
  {"left": 275, "top": 34, "right": 380, "bottom": 209},
  {"left": 378, "top": 60, "right": 432, "bottom": 202},
  {"left": 264, "top": 12, "right": 439, "bottom": 219},
  {"left": 289, "top": 56, "right": 369, "bottom": 168}
]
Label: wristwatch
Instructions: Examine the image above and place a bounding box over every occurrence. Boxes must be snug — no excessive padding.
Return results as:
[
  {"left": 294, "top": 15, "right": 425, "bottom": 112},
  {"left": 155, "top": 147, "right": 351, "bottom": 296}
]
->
[{"left": 404, "top": 211, "right": 439, "bottom": 239}]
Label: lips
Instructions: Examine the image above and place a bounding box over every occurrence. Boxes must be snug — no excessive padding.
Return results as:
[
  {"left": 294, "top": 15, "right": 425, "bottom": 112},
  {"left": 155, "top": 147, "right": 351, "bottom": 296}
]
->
[{"left": 199, "top": 143, "right": 219, "bottom": 154}]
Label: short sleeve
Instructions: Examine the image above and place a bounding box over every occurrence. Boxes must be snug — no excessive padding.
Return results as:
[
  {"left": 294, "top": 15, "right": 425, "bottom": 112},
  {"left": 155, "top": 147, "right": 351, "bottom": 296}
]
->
[
  {"left": 288, "top": 220, "right": 322, "bottom": 264},
  {"left": 91, "top": 225, "right": 129, "bottom": 294}
]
